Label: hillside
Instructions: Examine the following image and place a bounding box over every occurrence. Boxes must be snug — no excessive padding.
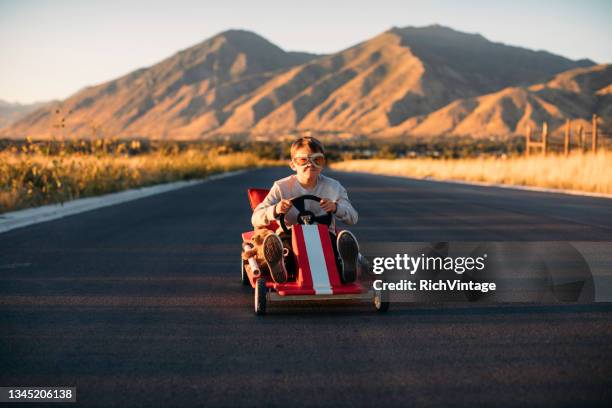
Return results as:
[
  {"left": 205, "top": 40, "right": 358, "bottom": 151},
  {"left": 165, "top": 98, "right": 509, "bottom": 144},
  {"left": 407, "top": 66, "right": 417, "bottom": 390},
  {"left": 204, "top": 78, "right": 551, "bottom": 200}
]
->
[
  {"left": 0, "top": 100, "right": 51, "bottom": 129},
  {"left": 399, "top": 64, "right": 612, "bottom": 137}
]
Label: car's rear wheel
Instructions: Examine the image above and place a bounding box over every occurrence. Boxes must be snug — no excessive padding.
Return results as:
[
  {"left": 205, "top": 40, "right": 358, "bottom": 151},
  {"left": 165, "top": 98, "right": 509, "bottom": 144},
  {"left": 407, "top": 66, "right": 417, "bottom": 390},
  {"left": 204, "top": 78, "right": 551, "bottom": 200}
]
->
[
  {"left": 255, "top": 278, "right": 267, "bottom": 315},
  {"left": 373, "top": 290, "right": 390, "bottom": 313}
]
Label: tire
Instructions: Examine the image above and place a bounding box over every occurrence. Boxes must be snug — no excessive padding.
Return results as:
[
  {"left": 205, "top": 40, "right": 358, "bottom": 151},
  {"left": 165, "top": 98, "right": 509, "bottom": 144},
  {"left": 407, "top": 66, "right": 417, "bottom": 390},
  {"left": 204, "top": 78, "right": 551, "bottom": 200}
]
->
[
  {"left": 241, "top": 258, "right": 250, "bottom": 286},
  {"left": 373, "top": 290, "right": 390, "bottom": 313},
  {"left": 255, "top": 278, "right": 267, "bottom": 315}
]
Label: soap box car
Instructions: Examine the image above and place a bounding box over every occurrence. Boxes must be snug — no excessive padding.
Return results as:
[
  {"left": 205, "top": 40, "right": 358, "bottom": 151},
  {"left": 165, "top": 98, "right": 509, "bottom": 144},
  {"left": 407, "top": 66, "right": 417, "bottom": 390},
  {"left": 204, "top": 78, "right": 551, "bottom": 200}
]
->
[{"left": 241, "top": 188, "right": 389, "bottom": 315}]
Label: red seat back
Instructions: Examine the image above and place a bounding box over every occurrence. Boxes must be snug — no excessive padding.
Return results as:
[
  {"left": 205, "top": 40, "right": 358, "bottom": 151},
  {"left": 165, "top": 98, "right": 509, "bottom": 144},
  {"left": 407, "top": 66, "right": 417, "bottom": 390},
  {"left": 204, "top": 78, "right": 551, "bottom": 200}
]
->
[
  {"left": 248, "top": 188, "right": 279, "bottom": 231},
  {"left": 248, "top": 188, "right": 270, "bottom": 210}
]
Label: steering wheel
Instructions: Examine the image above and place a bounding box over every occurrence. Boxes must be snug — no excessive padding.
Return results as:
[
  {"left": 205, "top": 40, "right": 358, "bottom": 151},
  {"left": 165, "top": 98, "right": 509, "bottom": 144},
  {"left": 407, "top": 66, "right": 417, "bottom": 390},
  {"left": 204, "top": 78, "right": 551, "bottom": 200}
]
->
[{"left": 278, "top": 195, "right": 333, "bottom": 234}]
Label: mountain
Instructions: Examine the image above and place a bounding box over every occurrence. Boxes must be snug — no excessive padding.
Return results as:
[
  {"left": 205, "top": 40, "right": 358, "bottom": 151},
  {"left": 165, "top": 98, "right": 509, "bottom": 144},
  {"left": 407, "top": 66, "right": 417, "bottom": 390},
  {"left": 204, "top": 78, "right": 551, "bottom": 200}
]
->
[
  {"left": 2, "top": 30, "right": 319, "bottom": 139},
  {"left": 1, "top": 25, "right": 603, "bottom": 140},
  {"left": 400, "top": 64, "right": 612, "bottom": 137},
  {"left": 216, "top": 25, "right": 596, "bottom": 137},
  {"left": 0, "top": 100, "right": 51, "bottom": 129}
]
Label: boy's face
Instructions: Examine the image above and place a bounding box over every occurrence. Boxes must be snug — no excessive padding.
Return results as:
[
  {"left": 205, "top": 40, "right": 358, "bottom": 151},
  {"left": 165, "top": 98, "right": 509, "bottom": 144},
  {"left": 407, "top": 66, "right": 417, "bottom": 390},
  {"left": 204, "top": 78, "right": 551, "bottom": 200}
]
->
[{"left": 290, "top": 146, "right": 325, "bottom": 179}]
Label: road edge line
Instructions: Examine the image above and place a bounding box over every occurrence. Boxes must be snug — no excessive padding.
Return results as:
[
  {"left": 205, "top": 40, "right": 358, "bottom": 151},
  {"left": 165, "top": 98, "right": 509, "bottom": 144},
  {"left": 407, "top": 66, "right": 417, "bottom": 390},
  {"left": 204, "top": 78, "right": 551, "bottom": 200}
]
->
[
  {"left": 331, "top": 169, "right": 612, "bottom": 200},
  {"left": 421, "top": 177, "right": 612, "bottom": 199},
  {"left": 0, "top": 170, "right": 246, "bottom": 234}
]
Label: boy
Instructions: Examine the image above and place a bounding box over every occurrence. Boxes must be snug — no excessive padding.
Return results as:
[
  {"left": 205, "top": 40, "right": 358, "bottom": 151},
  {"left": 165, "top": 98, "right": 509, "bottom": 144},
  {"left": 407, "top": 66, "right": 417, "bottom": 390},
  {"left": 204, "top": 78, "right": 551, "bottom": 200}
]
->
[{"left": 251, "top": 136, "right": 360, "bottom": 284}]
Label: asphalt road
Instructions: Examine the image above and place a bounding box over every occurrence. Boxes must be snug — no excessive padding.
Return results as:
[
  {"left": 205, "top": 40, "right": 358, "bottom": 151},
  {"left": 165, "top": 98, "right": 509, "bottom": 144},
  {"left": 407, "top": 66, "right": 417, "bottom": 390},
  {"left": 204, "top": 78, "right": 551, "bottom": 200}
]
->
[{"left": 1, "top": 167, "right": 611, "bottom": 407}]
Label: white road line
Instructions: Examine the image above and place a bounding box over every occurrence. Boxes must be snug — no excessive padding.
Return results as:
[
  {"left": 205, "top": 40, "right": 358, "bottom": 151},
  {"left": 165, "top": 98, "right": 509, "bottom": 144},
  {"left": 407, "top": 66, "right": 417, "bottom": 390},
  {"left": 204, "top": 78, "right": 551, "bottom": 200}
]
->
[
  {"left": 331, "top": 169, "right": 612, "bottom": 200},
  {"left": 0, "top": 170, "right": 246, "bottom": 234}
]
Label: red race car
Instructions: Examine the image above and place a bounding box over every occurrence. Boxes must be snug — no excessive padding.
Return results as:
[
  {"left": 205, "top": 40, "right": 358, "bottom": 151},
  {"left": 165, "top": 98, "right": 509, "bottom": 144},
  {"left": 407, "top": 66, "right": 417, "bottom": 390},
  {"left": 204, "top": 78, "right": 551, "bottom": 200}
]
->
[{"left": 241, "top": 188, "right": 389, "bottom": 315}]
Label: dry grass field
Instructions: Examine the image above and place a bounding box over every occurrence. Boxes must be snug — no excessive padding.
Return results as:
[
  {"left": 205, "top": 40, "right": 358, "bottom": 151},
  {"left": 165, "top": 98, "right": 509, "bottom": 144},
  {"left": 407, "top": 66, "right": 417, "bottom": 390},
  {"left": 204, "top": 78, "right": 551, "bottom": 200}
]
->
[
  {"left": 331, "top": 151, "right": 612, "bottom": 195},
  {"left": 0, "top": 139, "right": 279, "bottom": 213}
]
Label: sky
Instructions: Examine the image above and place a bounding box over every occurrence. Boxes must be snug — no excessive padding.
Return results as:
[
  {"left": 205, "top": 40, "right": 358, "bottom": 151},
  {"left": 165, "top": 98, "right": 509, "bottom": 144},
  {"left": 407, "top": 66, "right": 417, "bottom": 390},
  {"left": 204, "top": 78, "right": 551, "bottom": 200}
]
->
[{"left": 1, "top": 0, "right": 611, "bottom": 104}]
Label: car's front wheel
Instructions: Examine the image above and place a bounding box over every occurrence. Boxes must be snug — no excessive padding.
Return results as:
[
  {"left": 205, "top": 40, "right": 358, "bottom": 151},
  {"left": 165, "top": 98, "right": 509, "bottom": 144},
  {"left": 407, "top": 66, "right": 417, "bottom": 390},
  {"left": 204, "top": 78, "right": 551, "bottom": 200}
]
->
[
  {"left": 373, "top": 290, "right": 389, "bottom": 313},
  {"left": 255, "top": 278, "right": 267, "bottom": 315},
  {"left": 241, "top": 258, "right": 250, "bottom": 286}
]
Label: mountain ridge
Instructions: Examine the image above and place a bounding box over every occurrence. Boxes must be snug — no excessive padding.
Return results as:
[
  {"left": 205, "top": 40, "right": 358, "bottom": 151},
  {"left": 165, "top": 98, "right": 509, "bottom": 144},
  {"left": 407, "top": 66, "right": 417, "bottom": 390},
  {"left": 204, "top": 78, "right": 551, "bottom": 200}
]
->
[{"left": 2, "top": 25, "right": 607, "bottom": 140}]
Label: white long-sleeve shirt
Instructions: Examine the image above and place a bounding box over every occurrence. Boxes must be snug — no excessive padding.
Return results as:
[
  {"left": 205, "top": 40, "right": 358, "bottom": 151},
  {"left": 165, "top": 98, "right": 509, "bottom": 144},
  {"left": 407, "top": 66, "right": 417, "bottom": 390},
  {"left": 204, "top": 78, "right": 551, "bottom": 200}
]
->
[{"left": 251, "top": 174, "right": 358, "bottom": 231}]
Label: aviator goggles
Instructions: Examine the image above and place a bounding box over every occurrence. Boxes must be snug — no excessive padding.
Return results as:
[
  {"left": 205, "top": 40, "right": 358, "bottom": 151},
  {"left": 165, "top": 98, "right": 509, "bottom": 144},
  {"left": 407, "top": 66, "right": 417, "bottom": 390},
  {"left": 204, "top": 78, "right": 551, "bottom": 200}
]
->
[{"left": 292, "top": 152, "right": 325, "bottom": 168}]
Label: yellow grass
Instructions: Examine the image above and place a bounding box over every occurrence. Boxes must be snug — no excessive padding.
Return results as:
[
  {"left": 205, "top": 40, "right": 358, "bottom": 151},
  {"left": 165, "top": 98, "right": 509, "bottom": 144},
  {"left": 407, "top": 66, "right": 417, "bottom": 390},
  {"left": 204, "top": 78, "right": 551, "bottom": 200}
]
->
[
  {"left": 331, "top": 151, "right": 612, "bottom": 195},
  {"left": 0, "top": 146, "right": 279, "bottom": 213}
]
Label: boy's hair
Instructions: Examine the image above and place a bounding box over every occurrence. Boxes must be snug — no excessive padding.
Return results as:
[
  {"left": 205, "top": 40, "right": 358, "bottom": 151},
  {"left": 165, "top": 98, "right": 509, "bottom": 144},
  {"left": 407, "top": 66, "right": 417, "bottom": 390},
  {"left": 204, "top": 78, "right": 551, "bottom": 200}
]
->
[{"left": 290, "top": 136, "right": 325, "bottom": 158}]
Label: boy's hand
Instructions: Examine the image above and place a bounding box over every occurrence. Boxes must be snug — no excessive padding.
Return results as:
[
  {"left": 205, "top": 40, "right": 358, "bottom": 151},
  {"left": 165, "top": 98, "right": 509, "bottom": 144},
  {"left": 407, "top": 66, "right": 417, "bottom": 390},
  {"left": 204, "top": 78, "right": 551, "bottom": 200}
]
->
[
  {"left": 275, "top": 199, "right": 293, "bottom": 216},
  {"left": 320, "top": 198, "right": 337, "bottom": 213}
]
